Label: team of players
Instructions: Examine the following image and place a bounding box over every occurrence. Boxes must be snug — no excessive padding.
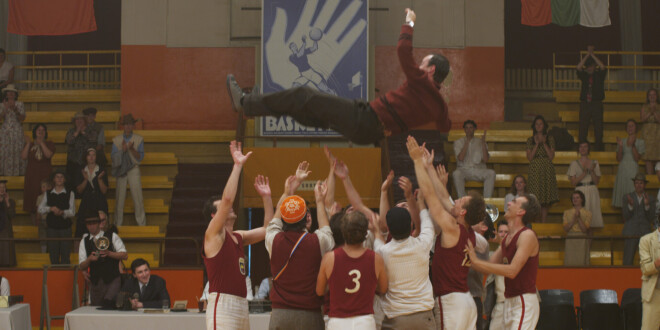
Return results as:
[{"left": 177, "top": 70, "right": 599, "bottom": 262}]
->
[{"left": 202, "top": 139, "right": 541, "bottom": 330}]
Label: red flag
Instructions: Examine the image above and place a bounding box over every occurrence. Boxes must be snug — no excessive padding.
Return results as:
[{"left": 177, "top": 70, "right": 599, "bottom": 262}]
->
[
  {"left": 8, "top": 0, "right": 97, "bottom": 36},
  {"left": 521, "top": 0, "right": 552, "bottom": 26}
]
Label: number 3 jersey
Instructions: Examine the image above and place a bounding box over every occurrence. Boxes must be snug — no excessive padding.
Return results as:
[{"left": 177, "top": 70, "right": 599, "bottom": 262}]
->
[{"left": 328, "top": 248, "right": 377, "bottom": 318}]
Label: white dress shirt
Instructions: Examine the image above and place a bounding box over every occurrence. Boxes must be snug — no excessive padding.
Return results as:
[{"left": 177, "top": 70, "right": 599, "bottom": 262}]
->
[
  {"left": 78, "top": 230, "right": 127, "bottom": 263},
  {"left": 37, "top": 187, "right": 76, "bottom": 218},
  {"left": 265, "top": 218, "right": 335, "bottom": 257}
]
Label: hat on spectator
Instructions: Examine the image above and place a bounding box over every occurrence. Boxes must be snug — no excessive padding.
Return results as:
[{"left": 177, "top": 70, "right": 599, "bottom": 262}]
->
[
  {"left": 632, "top": 173, "right": 649, "bottom": 183},
  {"left": 1, "top": 84, "right": 18, "bottom": 95},
  {"left": 120, "top": 113, "right": 140, "bottom": 126},
  {"left": 280, "top": 195, "right": 307, "bottom": 223},
  {"left": 84, "top": 216, "right": 101, "bottom": 223},
  {"left": 72, "top": 112, "right": 86, "bottom": 122},
  {"left": 82, "top": 107, "right": 98, "bottom": 115}
]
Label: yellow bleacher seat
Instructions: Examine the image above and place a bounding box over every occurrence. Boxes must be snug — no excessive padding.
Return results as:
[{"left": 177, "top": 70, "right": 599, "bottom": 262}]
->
[
  {"left": 559, "top": 110, "right": 641, "bottom": 123},
  {"left": 451, "top": 151, "right": 643, "bottom": 165},
  {"left": 47, "top": 130, "right": 235, "bottom": 143},
  {"left": 15, "top": 252, "right": 158, "bottom": 268},
  {"left": 23, "top": 111, "right": 119, "bottom": 123},
  {"left": 50, "top": 152, "right": 177, "bottom": 166},
  {"left": 13, "top": 225, "right": 164, "bottom": 238},
  {"left": 447, "top": 129, "right": 625, "bottom": 144},
  {"left": 0, "top": 175, "right": 173, "bottom": 190},
  {"left": 13, "top": 198, "right": 169, "bottom": 215}
]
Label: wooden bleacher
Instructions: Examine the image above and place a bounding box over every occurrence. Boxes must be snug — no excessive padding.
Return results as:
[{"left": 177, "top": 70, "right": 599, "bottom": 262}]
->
[{"left": 15, "top": 253, "right": 158, "bottom": 268}]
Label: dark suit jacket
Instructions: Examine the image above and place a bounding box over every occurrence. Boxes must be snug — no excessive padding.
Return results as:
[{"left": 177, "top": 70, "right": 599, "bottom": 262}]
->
[
  {"left": 121, "top": 274, "right": 170, "bottom": 308},
  {"left": 622, "top": 192, "right": 656, "bottom": 236}
]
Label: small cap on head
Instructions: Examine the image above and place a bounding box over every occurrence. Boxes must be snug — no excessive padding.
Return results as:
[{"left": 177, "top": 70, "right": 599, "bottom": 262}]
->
[
  {"left": 280, "top": 195, "right": 307, "bottom": 224},
  {"left": 84, "top": 217, "right": 101, "bottom": 223},
  {"left": 632, "top": 173, "right": 649, "bottom": 183}
]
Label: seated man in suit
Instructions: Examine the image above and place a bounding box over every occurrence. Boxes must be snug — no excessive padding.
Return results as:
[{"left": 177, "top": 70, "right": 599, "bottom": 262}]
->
[{"left": 121, "top": 258, "right": 170, "bottom": 309}]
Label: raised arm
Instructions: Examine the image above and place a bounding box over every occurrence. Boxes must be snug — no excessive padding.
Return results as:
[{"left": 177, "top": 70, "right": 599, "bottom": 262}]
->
[
  {"left": 204, "top": 141, "right": 251, "bottom": 257},
  {"left": 239, "top": 175, "right": 273, "bottom": 246},
  {"left": 323, "top": 146, "right": 337, "bottom": 211},
  {"left": 398, "top": 176, "right": 421, "bottom": 237},
  {"left": 334, "top": 160, "right": 375, "bottom": 219},
  {"left": 379, "top": 170, "right": 394, "bottom": 233},
  {"left": 467, "top": 230, "right": 539, "bottom": 279},
  {"left": 315, "top": 180, "right": 330, "bottom": 229}
]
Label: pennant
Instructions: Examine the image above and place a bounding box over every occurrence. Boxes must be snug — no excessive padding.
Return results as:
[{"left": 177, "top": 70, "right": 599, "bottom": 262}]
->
[
  {"left": 8, "top": 0, "right": 97, "bottom": 36},
  {"left": 579, "top": 0, "right": 611, "bottom": 27}
]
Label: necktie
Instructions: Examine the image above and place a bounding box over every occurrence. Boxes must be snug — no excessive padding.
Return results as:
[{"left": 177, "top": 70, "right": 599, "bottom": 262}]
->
[{"left": 141, "top": 284, "right": 146, "bottom": 298}]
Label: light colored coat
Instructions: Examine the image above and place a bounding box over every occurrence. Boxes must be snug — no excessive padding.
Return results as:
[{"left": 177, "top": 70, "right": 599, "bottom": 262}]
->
[{"left": 639, "top": 230, "right": 660, "bottom": 303}]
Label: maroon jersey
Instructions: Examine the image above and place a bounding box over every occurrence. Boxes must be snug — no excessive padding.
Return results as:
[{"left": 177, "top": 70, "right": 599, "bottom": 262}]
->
[
  {"left": 270, "top": 231, "right": 323, "bottom": 310},
  {"left": 502, "top": 227, "right": 538, "bottom": 298},
  {"left": 432, "top": 225, "right": 475, "bottom": 296},
  {"left": 369, "top": 25, "right": 451, "bottom": 135},
  {"left": 202, "top": 230, "right": 247, "bottom": 298},
  {"left": 328, "top": 248, "right": 377, "bottom": 318}
]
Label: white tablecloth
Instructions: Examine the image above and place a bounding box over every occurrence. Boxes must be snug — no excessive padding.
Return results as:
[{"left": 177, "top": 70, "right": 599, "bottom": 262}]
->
[
  {"left": 0, "top": 304, "right": 31, "bottom": 330},
  {"left": 64, "top": 306, "right": 270, "bottom": 330}
]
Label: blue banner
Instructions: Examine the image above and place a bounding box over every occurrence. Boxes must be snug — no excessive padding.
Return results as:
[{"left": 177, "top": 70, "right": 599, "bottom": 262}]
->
[{"left": 260, "top": 0, "right": 368, "bottom": 137}]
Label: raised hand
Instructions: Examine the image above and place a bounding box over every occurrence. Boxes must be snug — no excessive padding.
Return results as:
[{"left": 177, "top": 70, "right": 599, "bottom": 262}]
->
[
  {"left": 283, "top": 175, "right": 297, "bottom": 196},
  {"left": 422, "top": 146, "right": 434, "bottom": 168},
  {"left": 333, "top": 160, "right": 349, "bottom": 180},
  {"left": 406, "top": 136, "right": 424, "bottom": 161},
  {"left": 294, "top": 161, "right": 311, "bottom": 182},
  {"left": 405, "top": 8, "right": 416, "bottom": 23},
  {"left": 482, "top": 130, "right": 488, "bottom": 142},
  {"left": 643, "top": 193, "right": 649, "bottom": 206},
  {"left": 314, "top": 180, "right": 328, "bottom": 202},
  {"left": 263, "top": 0, "right": 367, "bottom": 89},
  {"left": 627, "top": 194, "right": 634, "bottom": 206},
  {"left": 436, "top": 164, "right": 449, "bottom": 186},
  {"left": 381, "top": 170, "right": 394, "bottom": 192},
  {"left": 253, "top": 175, "right": 271, "bottom": 197},
  {"left": 323, "top": 146, "right": 336, "bottom": 165},
  {"left": 616, "top": 137, "right": 622, "bottom": 147},
  {"left": 230, "top": 140, "right": 252, "bottom": 166},
  {"left": 82, "top": 169, "right": 89, "bottom": 181},
  {"left": 97, "top": 171, "right": 105, "bottom": 179},
  {"left": 398, "top": 176, "right": 414, "bottom": 199}
]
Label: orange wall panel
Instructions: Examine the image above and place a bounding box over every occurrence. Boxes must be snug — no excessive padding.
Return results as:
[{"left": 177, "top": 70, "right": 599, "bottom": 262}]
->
[
  {"left": 121, "top": 45, "right": 255, "bottom": 129},
  {"left": 375, "top": 46, "right": 504, "bottom": 129}
]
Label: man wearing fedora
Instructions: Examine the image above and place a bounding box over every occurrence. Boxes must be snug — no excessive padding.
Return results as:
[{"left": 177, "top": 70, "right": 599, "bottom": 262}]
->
[
  {"left": 78, "top": 211, "right": 127, "bottom": 306},
  {"left": 622, "top": 173, "right": 657, "bottom": 265},
  {"left": 111, "top": 114, "right": 146, "bottom": 226}
]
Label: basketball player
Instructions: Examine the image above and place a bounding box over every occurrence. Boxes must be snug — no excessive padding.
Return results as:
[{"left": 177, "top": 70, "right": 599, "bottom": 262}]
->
[
  {"left": 466, "top": 195, "right": 542, "bottom": 330},
  {"left": 406, "top": 136, "right": 486, "bottom": 330}
]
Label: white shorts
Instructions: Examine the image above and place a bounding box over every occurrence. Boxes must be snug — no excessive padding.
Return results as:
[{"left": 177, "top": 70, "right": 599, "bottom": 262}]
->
[
  {"left": 434, "top": 291, "right": 477, "bottom": 330},
  {"left": 489, "top": 301, "right": 505, "bottom": 330},
  {"left": 206, "top": 292, "right": 250, "bottom": 330},
  {"left": 503, "top": 293, "right": 539, "bottom": 330},
  {"left": 328, "top": 314, "right": 376, "bottom": 330}
]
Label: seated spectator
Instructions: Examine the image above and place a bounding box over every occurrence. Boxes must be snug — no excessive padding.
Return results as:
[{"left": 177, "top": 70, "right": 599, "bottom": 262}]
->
[
  {"left": 504, "top": 175, "right": 528, "bottom": 213},
  {"left": 563, "top": 191, "right": 591, "bottom": 266},
  {"left": 21, "top": 123, "right": 55, "bottom": 225},
  {"left": 38, "top": 170, "right": 76, "bottom": 264},
  {"left": 121, "top": 258, "right": 170, "bottom": 309},
  {"left": 35, "top": 179, "right": 51, "bottom": 253},
  {"left": 0, "top": 49, "right": 14, "bottom": 88},
  {"left": 453, "top": 119, "right": 495, "bottom": 198},
  {"left": 75, "top": 148, "right": 109, "bottom": 238},
  {"left": 0, "top": 180, "right": 17, "bottom": 267},
  {"left": 65, "top": 112, "right": 95, "bottom": 192},
  {"left": 0, "top": 275, "right": 9, "bottom": 296},
  {"left": 83, "top": 107, "right": 107, "bottom": 168},
  {"left": 78, "top": 213, "right": 127, "bottom": 306},
  {"left": 568, "top": 141, "right": 603, "bottom": 231},
  {"left": 0, "top": 84, "right": 26, "bottom": 176},
  {"left": 622, "top": 173, "right": 656, "bottom": 265},
  {"left": 111, "top": 114, "right": 146, "bottom": 226}
]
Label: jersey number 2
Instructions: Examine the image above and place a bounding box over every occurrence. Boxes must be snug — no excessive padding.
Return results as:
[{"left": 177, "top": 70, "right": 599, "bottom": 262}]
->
[{"left": 345, "top": 269, "right": 361, "bottom": 293}]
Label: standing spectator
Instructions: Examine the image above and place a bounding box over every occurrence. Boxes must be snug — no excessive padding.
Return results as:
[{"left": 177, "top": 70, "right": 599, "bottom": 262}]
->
[
  {"left": 638, "top": 225, "right": 660, "bottom": 329},
  {"left": 75, "top": 148, "right": 109, "bottom": 238},
  {"left": 576, "top": 45, "right": 606, "bottom": 151},
  {"left": 38, "top": 170, "right": 76, "bottom": 264},
  {"left": 622, "top": 173, "right": 656, "bottom": 265},
  {"left": 0, "top": 84, "right": 26, "bottom": 176},
  {"left": 567, "top": 142, "right": 603, "bottom": 231},
  {"left": 21, "top": 123, "right": 55, "bottom": 223},
  {"left": 78, "top": 213, "right": 127, "bottom": 306},
  {"left": 35, "top": 179, "right": 51, "bottom": 253},
  {"left": 0, "top": 180, "right": 17, "bottom": 267},
  {"left": 562, "top": 191, "right": 591, "bottom": 266},
  {"left": 65, "top": 112, "right": 94, "bottom": 192},
  {"left": 504, "top": 175, "right": 529, "bottom": 213},
  {"left": 641, "top": 88, "right": 660, "bottom": 174},
  {"left": 613, "top": 120, "right": 645, "bottom": 208},
  {"left": 83, "top": 107, "right": 107, "bottom": 168},
  {"left": 111, "top": 114, "right": 146, "bottom": 226},
  {"left": 526, "top": 115, "right": 558, "bottom": 223},
  {"left": 453, "top": 119, "right": 496, "bottom": 198},
  {"left": 0, "top": 49, "right": 14, "bottom": 89}
]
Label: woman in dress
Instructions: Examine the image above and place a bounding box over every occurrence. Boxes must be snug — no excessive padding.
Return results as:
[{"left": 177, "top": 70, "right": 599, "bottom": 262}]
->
[
  {"left": 641, "top": 88, "right": 660, "bottom": 174},
  {"left": 563, "top": 190, "right": 591, "bottom": 266},
  {"left": 0, "top": 49, "right": 14, "bottom": 89},
  {"left": 0, "top": 84, "right": 26, "bottom": 176},
  {"left": 612, "top": 119, "right": 645, "bottom": 208},
  {"left": 504, "top": 175, "right": 527, "bottom": 213},
  {"left": 568, "top": 141, "right": 603, "bottom": 231},
  {"left": 21, "top": 123, "right": 56, "bottom": 223},
  {"left": 526, "top": 115, "right": 559, "bottom": 222},
  {"left": 75, "top": 148, "right": 108, "bottom": 238},
  {"left": 0, "top": 180, "right": 17, "bottom": 267}
]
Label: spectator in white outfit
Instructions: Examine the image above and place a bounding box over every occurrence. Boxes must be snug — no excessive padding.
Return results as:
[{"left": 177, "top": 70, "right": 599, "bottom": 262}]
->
[
  {"left": 111, "top": 114, "right": 146, "bottom": 226},
  {"left": 453, "top": 120, "right": 496, "bottom": 198}
]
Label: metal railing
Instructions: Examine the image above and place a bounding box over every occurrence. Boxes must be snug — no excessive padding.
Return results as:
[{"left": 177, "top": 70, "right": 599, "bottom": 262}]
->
[
  {"left": 6, "top": 50, "right": 121, "bottom": 90},
  {"left": 552, "top": 51, "right": 660, "bottom": 92},
  {"left": 1, "top": 236, "right": 201, "bottom": 266}
]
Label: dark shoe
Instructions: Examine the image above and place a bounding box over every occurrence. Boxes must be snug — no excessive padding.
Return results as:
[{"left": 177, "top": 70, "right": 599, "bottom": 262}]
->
[{"left": 226, "top": 74, "right": 244, "bottom": 112}]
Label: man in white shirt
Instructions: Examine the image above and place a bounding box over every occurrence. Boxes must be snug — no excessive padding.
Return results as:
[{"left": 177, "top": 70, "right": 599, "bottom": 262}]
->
[
  {"left": 38, "top": 171, "right": 76, "bottom": 264},
  {"left": 374, "top": 206, "right": 436, "bottom": 329},
  {"left": 453, "top": 120, "right": 495, "bottom": 198},
  {"left": 78, "top": 213, "right": 128, "bottom": 306}
]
